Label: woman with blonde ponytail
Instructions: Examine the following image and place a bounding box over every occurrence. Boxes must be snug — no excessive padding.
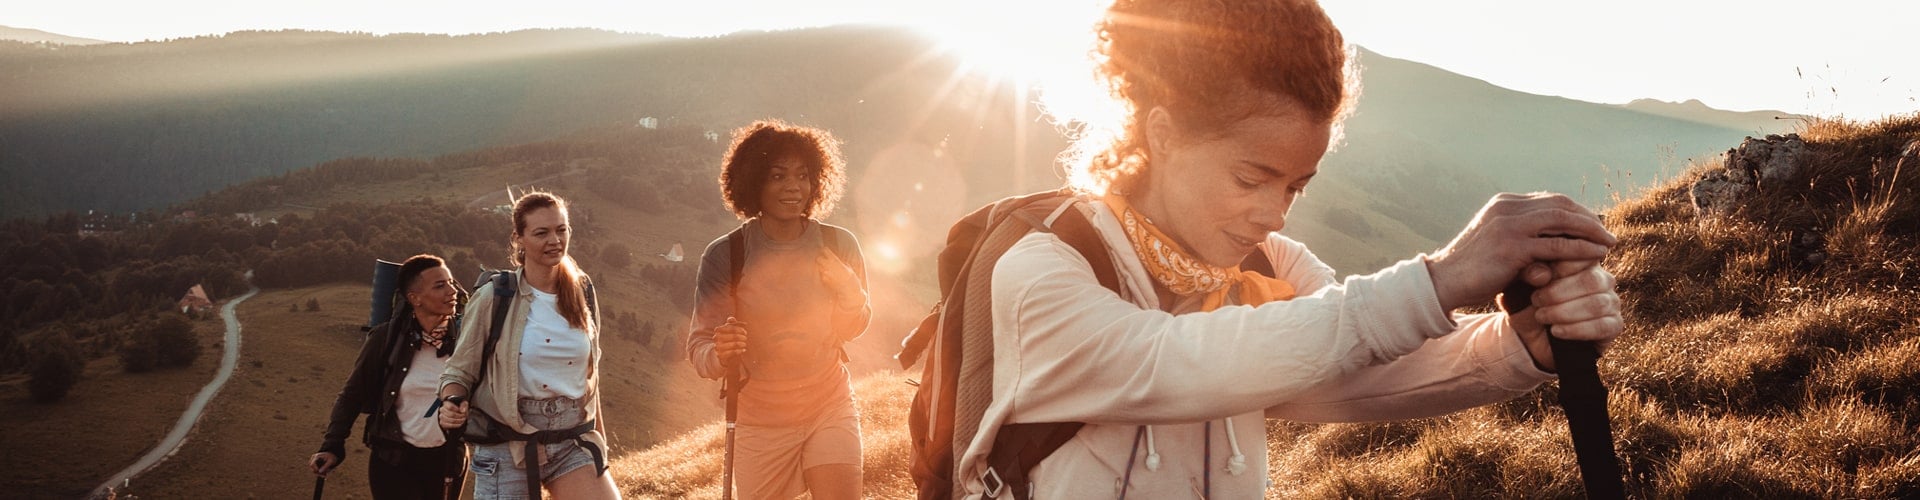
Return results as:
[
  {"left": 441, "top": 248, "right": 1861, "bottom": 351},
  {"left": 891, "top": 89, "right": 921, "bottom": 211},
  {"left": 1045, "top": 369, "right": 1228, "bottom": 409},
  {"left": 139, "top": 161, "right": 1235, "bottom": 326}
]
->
[{"left": 439, "top": 191, "right": 619, "bottom": 499}]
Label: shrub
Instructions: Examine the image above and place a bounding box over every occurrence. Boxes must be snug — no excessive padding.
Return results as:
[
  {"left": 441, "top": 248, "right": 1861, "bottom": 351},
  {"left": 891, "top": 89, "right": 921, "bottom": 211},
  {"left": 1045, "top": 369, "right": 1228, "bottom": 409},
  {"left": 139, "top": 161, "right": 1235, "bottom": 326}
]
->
[
  {"left": 153, "top": 314, "right": 199, "bottom": 368},
  {"left": 602, "top": 243, "right": 633, "bottom": 270},
  {"left": 29, "top": 332, "right": 85, "bottom": 403},
  {"left": 120, "top": 314, "right": 200, "bottom": 372}
]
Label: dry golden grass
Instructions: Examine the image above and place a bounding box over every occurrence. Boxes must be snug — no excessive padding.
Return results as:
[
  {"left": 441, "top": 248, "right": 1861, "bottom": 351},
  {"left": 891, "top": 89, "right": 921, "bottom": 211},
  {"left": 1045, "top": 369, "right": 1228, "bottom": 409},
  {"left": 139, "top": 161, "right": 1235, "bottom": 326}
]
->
[
  {"left": 612, "top": 115, "right": 1920, "bottom": 497},
  {"left": 613, "top": 373, "right": 918, "bottom": 500}
]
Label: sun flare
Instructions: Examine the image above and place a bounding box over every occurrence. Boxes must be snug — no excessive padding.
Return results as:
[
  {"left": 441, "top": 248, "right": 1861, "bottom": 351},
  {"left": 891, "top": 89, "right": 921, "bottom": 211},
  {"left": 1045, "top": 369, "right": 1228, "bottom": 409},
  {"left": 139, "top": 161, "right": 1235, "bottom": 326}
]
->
[{"left": 907, "top": 0, "right": 1111, "bottom": 115}]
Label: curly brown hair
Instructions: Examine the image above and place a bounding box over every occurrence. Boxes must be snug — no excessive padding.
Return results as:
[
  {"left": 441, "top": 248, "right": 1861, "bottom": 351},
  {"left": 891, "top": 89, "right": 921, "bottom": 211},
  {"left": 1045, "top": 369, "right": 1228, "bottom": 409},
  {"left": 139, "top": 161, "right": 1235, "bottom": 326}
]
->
[
  {"left": 1063, "top": 0, "right": 1360, "bottom": 195},
  {"left": 717, "top": 120, "right": 848, "bottom": 220}
]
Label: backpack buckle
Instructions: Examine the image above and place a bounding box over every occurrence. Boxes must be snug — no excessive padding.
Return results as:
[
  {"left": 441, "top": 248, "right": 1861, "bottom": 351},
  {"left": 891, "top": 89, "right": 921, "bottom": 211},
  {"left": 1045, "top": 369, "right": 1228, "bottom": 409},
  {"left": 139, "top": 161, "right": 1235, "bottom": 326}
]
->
[{"left": 981, "top": 467, "right": 1006, "bottom": 498}]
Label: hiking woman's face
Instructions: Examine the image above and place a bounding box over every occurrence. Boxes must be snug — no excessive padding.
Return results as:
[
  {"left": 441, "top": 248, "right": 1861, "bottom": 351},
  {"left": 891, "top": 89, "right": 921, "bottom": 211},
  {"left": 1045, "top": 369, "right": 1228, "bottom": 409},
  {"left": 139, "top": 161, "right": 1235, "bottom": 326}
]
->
[
  {"left": 758, "top": 156, "right": 814, "bottom": 222},
  {"left": 408, "top": 265, "right": 458, "bottom": 318},
  {"left": 1140, "top": 102, "right": 1331, "bottom": 268},
  {"left": 516, "top": 206, "right": 570, "bottom": 270}
]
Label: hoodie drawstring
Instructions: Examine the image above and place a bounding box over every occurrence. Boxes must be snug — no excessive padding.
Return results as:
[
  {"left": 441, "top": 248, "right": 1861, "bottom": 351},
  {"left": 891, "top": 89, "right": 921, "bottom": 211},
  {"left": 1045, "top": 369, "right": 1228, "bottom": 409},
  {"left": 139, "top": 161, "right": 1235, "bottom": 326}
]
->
[
  {"left": 1223, "top": 418, "right": 1247, "bottom": 475},
  {"left": 1150, "top": 420, "right": 1247, "bottom": 476},
  {"left": 1144, "top": 425, "right": 1161, "bottom": 471},
  {"left": 1124, "top": 419, "right": 1248, "bottom": 498}
]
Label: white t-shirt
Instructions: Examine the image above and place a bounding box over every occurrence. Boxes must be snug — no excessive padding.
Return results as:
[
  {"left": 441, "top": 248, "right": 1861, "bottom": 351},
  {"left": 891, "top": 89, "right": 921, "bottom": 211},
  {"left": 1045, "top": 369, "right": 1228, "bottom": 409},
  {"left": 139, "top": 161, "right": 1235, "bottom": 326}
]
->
[
  {"left": 396, "top": 343, "right": 449, "bottom": 448},
  {"left": 518, "top": 287, "right": 591, "bottom": 399}
]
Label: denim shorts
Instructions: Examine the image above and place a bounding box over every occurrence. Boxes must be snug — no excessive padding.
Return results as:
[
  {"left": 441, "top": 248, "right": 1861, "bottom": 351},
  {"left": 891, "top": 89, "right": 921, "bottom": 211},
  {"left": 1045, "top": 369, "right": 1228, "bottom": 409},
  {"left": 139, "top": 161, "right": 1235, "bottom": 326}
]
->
[{"left": 468, "top": 396, "right": 598, "bottom": 499}]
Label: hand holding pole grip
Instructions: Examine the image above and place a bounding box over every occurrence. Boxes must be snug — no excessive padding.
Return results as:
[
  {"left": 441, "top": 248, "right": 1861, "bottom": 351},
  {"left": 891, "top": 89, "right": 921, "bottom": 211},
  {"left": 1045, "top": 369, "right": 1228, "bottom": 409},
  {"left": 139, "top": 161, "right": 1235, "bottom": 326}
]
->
[{"left": 1503, "top": 278, "right": 1624, "bottom": 499}]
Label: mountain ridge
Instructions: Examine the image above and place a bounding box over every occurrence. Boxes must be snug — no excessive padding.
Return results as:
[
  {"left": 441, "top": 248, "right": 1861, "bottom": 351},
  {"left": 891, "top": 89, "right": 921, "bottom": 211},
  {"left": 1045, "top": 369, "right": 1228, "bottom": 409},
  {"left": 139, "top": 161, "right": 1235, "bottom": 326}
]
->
[{"left": 0, "top": 25, "right": 108, "bottom": 46}]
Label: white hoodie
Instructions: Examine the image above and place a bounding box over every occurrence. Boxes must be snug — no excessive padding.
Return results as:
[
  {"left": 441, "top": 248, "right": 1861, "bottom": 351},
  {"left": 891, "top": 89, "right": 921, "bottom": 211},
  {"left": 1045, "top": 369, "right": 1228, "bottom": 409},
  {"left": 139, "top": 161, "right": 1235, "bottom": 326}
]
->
[{"left": 958, "top": 199, "right": 1554, "bottom": 499}]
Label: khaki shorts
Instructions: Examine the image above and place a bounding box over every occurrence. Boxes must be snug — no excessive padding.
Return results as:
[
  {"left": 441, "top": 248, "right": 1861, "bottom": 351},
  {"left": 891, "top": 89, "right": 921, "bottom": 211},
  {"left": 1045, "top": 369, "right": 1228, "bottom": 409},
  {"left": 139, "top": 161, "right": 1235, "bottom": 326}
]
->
[{"left": 732, "top": 400, "right": 862, "bottom": 499}]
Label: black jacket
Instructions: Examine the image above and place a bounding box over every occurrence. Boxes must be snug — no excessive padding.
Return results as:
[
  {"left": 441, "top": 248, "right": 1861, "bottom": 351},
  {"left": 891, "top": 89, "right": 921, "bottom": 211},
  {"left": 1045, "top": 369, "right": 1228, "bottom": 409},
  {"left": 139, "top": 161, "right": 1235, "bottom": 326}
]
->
[{"left": 318, "top": 318, "right": 457, "bottom": 457}]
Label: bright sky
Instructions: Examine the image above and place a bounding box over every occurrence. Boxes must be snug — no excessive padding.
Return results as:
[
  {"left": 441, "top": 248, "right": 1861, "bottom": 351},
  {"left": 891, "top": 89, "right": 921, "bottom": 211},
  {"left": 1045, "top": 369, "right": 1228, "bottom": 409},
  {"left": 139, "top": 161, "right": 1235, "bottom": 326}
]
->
[{"left": 9, "top": 0, "right": 1916, "bottom": 119}]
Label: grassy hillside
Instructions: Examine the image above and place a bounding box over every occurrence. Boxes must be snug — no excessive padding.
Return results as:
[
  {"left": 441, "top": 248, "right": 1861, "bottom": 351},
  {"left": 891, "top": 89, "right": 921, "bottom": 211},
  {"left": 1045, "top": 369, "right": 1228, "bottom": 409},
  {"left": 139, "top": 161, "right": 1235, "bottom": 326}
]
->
[
  {"left": 611, "top": 114, "right": 1920, "bottom": 498},
  {"left": 0, "top": 313, "right": 225, "bottom": 499},
  {"left": 124, "top": 285, "right": 374, "bottom": 498}
]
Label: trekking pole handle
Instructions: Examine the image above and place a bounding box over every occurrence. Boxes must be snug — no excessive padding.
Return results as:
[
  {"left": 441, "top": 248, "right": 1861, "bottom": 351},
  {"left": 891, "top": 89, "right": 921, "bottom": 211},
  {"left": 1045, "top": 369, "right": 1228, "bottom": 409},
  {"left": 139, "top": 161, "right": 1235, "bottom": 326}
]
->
[{"left": 1502, "top": 273, "right": 1626, "bottom": 499}]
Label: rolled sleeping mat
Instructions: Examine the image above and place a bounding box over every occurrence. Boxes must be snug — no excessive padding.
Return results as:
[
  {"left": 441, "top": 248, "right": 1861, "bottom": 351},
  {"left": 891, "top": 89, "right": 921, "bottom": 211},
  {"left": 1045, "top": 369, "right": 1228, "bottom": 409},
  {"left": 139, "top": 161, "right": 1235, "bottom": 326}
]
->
[{"left": 367, "top": 259, "right": 402, "bottom": 331}]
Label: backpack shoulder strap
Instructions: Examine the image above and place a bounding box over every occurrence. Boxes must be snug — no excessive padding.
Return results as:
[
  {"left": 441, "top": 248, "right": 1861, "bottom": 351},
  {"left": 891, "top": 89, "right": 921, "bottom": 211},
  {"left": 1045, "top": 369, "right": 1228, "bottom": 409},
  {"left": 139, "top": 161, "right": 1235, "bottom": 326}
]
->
[
  {"left": 723, "top": 225, "right": 751, "bottom": 395},
  {"left": 582, "top": 274, "right": 599, "bottom": 328},
  {"left": 994, "top": 193, "right": 1123, "bottom": 294},
  {"left": 474, "top": 270, "right": 517, "bottom": 392},
  {"left": 1036, "top": 202, "right": 1121, "bottom": 294},
  {"left": 821, "top": 222, "right": 845, "bottom": 259},
  {"left": 983, "top": 196, "right": 1108, "bottom": 500},
  {"left": 820, "top": 223, "right": 864, "bottom": 282},
  {"left": 726, "top": 225, "right": 747, "bottom": 301}
]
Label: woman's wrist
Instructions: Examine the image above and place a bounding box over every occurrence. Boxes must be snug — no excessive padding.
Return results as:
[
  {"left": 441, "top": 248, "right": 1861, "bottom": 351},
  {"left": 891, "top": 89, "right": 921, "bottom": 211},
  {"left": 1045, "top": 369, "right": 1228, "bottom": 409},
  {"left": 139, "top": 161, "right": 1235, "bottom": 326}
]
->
[{"left": 1512, "top": 321, "right": 1557, "bottom": 373}]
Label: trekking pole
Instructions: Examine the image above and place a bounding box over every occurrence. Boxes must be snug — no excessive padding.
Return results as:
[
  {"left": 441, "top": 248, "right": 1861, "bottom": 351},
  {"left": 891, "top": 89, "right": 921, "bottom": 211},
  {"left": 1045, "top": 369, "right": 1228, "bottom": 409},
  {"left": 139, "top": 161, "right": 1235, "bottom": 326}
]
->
[
  {"left": 443, "top": 432, "right": 461, "bottom": 500},
  {"left": 1504, "top": 276, "right": 1625, "bottom": 499},
  {"left": 428, "top": 394, "right": 465, "bottom": 500},
  {"left": 311, "top": 456, "right": 327, "bottom": 500},
  {"left": 722, "top": 364, "right": 742, "bottom": 500}
]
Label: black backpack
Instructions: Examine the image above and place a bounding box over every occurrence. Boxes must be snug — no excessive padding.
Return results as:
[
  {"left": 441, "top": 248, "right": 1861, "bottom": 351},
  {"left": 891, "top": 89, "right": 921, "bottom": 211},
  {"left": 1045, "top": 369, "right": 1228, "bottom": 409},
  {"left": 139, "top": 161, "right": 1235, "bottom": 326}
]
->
[{"left": 895, "top": 190, "right": 1276, "bottom": 500}]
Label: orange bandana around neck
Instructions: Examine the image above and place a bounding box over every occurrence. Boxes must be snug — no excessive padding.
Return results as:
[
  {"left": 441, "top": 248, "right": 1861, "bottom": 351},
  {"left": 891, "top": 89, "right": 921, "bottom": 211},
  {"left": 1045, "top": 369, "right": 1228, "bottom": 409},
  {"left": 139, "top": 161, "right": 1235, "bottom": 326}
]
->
[{"left": 1102, "top": 195, "right": 1296, "bottom": 310}]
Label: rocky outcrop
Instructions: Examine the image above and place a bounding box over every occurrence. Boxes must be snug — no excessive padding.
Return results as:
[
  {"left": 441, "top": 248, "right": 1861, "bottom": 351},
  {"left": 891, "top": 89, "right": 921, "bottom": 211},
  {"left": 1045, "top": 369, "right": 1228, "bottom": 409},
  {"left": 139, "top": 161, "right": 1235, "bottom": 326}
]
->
[{"left": 1689, "top": 134, "right": 1809, "bottom": 218}]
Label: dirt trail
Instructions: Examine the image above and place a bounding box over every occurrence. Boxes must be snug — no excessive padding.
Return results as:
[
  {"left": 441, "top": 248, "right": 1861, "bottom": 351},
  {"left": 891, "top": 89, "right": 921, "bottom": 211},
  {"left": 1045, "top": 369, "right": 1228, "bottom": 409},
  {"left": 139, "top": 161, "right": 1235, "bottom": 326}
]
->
[{"left": 89, "top": 277, "right": 258, "bottom": 499}]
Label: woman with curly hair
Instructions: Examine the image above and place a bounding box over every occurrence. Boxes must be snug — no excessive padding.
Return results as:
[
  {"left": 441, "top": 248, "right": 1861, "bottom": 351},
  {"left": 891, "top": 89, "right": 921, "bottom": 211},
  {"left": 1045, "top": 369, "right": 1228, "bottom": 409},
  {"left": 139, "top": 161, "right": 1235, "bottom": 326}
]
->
[
  {"left": 687, "top": 120, "right": 870, "bottom": 500},
  {"left": 943, "top": 0, "right": 1627, "bottom": 497}
]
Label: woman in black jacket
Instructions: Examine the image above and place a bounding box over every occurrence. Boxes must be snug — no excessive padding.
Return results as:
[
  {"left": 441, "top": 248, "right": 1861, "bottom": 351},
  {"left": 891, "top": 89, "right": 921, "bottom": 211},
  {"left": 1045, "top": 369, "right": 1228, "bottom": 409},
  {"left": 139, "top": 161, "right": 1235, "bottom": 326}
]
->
[{"left": 311, "top": 254, "right": 468, "bottom": 499}]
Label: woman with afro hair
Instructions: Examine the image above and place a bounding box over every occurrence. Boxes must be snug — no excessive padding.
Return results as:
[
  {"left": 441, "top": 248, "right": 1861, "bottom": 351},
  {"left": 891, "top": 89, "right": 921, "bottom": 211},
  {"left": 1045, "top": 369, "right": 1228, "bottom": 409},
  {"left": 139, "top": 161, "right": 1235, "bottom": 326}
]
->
[{"left": 687, "top": 120, "right": 871, "bottom": 500}]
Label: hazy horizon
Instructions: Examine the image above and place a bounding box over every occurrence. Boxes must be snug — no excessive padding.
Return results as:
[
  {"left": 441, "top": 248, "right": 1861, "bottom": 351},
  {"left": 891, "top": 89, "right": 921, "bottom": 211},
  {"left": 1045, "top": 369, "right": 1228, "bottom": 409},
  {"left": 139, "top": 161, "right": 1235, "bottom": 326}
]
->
[{"left": 9, "top": 0, "right": 1917, "bottom": 120}]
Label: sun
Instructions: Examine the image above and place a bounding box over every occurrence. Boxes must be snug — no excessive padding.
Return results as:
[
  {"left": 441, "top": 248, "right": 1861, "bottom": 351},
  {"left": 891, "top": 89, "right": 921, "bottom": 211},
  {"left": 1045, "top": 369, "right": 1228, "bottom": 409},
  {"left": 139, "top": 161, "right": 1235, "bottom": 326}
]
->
[{"left": 906, "top": 0, "right": 1108, "bottom": 94}]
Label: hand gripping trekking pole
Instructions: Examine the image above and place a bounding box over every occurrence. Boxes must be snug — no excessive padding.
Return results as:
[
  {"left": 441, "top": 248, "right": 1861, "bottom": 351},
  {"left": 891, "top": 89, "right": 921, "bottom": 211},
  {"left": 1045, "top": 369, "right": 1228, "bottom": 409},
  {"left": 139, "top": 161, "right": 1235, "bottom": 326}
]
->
[
  {"left": 1503, "top": 276, "right": 1625, "bottom": 499},
  {"left": 722, "top": 364, "right": 743, "bottom": 500},
  {"left": 439, "top": 395, "right": 466, "bottom": 500},
  {"left": 311, "top": 456, "right": 327, "bottom": 500},
  {"left": 721, "top": 227, "right": 749, "bottom": 500}
]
